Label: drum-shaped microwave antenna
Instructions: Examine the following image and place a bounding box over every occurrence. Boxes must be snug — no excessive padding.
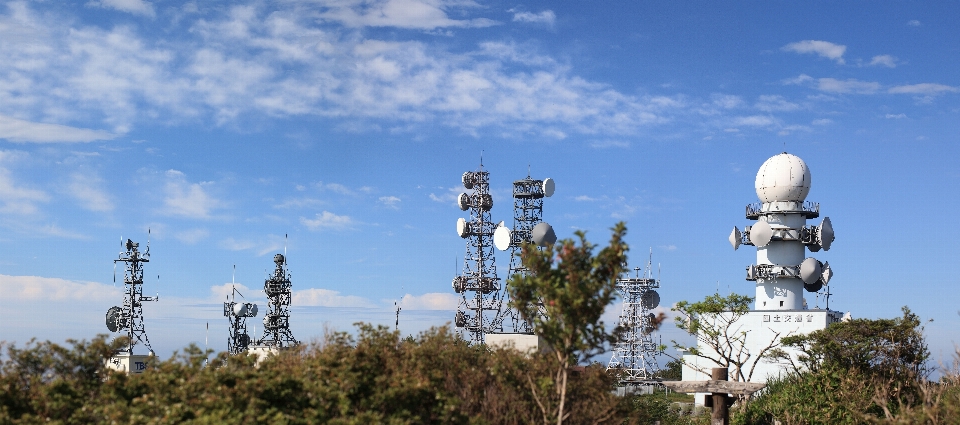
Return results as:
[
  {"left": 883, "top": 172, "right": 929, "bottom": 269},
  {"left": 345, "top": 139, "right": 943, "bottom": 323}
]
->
[
  {"left": 819, "top": 217, "right": 834, "bottom": 251},
  {"left": 106, "top": 306, "right": 124, "bottom": 333},
  {"left": 749, "top": 220, "right": 773, "bottom": 247},
  {"left": 542, "top": 178, "right": 555, "bottom": 197},
  {"left": 729, "top": 227, "right": 742, "bottom": 250},
  {"left": 462, "top": 172, "right": 474, "bottom": 189},
  {"left": 641, "top": 290, "right": 660, "bottom": 310},
  {"left": 799, "top": 257, "right": 822, "bottom": 285},
  {"left": 494, "top": 225, "right": 512, "bottom": 251},
  {"left": 821, "top": 261, "right": 833, "bottom": 285},
  {"left": 479, "top": 194, "right": 493, "bottom": 211},
  {"left": 804, "top": 281, "right": 823, "bottom": 293},
  {"left": 456, "top": 217, "right": 469, "bottom": 238},
  {"left": 457, "top": 193, "right": 470, "bottom": 211},
  {"left": 531, "top": 222, "right": 557, "bottom": 246}
]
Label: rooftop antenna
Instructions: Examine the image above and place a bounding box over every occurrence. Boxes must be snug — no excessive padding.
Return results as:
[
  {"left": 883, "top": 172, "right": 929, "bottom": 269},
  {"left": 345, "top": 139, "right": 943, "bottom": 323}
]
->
[
  {"left": 607, "top": 257, "right": 663, "bottom": 385},
  {"left": 491, "top": 168, "right": 556, "bottom": 334},
  {"left": 105, "top": 235, "right": 158, "bottom": 356}
]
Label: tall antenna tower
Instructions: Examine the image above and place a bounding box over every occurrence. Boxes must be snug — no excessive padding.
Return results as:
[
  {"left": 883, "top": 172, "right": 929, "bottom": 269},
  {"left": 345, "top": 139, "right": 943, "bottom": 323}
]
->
[
  {"left": 255, "top": 254, "right": 298, "bottom": 347},
  {"left": 105, "top": 238, "right": 159, "bottom": 355},
  {"left": 606, "top": 255, "right": 662, "bottom": 384},
  {"left": 452, "top": 164, "right": 501, "bottom": 343},
  {"left": 224, "top": 267, "right": 259, "bottom": 355},
  {"left": 492, "top": 173, "right": 556, "bottom": 333}
]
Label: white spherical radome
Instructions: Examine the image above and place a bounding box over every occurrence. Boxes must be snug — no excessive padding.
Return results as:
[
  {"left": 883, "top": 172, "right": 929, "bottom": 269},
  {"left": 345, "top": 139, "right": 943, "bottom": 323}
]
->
[{"left": 755, "top": 152, "right": 811, "bottom": 203}]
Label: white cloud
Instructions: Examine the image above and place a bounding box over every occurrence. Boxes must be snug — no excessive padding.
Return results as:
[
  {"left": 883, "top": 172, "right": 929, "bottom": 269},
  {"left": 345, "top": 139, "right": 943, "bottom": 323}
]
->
[
  {"left": 67, "top": 173, "right": 114, "bottom": 212},
  {"left": 658, "top": 245, "right": 677, "bottom": 251},
  {"left": 429, "top": 187, "right": 461, "bottom": 205},
  {"left": 817, "top": 78, "right": 881, "bottom": 94},
  {"left": 754, "top": 95, "right": 800, "bottom": 112},
  {"left": 379, "top": 196, "right": 401, "bottom": 209},
  {"left": 0, "top": 115, "right": 116, "bottom": 143},
  {"left": 712, "top": 94, "right": 743, "bottom": 109},
  {"left": 174, "top": 228, "right": 209, "bottom": 244},
  {"left": 782, "top": 74, "right": 814, "bottom": 85},
  {"left": 210, "top": 282, "right": 261, "bottom": 303},
  {"left": 219, "top": 237, "right": 256, "bottom": 251},
  {"left": 293, "top": 288, "right": 375, "bottom": 307},
  {"left": 907, "top": 20, "right": 921, "bottom": 27},
  {"left": 732, "top": 115, "right": 777, "bottom": 127},
  {"left": 885, "top": 113, "right": 906, "bottom": 119},
  {"left": 162, "top": 170, "right": 222, "bottom": 219},
  {"left": 218, "top": 236, "right": 284, "bottom": 256},
  {"left": 868, "top": 55, "right": 897, "bottom": 68},
  {"left": 300, "top": 211, "right": 354, "bottom": 231},
  {"left": 0, "top": 274, "right": 120, "bottom": 301},
  {"left": 86, "top": 0, "right": 155, "bottom": 17},
  {"left": 316, "top": 0, "right": 498, "bottom": 30},
  {"left": 398, "top": 292, "right": 459, "bottom": 310},
  {"left": 0, "top": 167, "right": 48, "bottom": 215},
  {"left": 512, "top": 10, "right": 556, "bottom": 26},
  {"left": 782, "top": 40, "right": 846, "bottom": 64},
  {"left": 589, "top": 140, "right": 629, "bottom": 149},
  {"left": 574, "top": 195, "right": 598, "bottom": 202},
  {"left": 811, "top": 118, "right": 833, "bottom": 125},
  {"left": 888, "top": 83, "right": 959, "bottom": 95}
]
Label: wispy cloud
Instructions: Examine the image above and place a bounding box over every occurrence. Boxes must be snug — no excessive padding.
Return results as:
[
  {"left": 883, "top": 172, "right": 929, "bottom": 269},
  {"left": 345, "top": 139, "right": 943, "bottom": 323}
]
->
[
  {"left": 294, "top": 288, "right": 375, "bottom": 308},
  {"left": 67, "top": 173, "right": 113, "bottom": 212},
  {"left": 907, "top": 20, "right": 921, "bottom": 27},
  {"left": 86, "top": 0, "right": 155, "bottom": 18},
  {"left": 511, "top": 9, "right": 556, "bottom": 26},
  {"left": 888, "top": 83, "right": 959, "bottom": 95},
  {"left": 301, "top": 211, "right": 354, "bottom": 231},
  {"left": 174, "top": 228, "right": 209, "bottom": 244},
  {"left": 379, "top": 196, "right": 401, "bottom": 209},
  {"left": 397, "top": 292, "right": 459, "bottom": 310},
  {"left": 0, "top": 274, "right": 120, "bottom": 301},
  {"left": 0, "top": 168, "right": 48, "bottom": 215},
  {"left": 732, "top": 115, "right": 777, "bottom": 127},
  {"left": 162, "top": 170, "right": 223, "bottom": 219},
  {"left": 0, "top": 115, "right": 116, "bottom": 143},
  {"left": 754, "top": 95, "right": 800, "bottom": 112},
  {"left": 782, "top": 40, "right": 846, "bottom": 64},
  {"left": 316, "top": 0, "right": 498, "bottom": 30},
  {"left": 589, "top": 140, "right": 629, "bottom": 149},
  {"left": 816, "top": 78, "right": 881, "bottom": 94},
  {"left": 868, "top": 55, "right": 898, "bottom": 68},
  {"left": 885, "top": 113, "right": 906, "bottom": 119}
]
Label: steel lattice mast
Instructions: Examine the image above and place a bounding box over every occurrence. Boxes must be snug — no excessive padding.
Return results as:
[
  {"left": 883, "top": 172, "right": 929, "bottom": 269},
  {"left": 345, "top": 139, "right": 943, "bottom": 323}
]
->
[
  {"left": 111, "top": 238, "right": 158, "bottom": 355},
  {"left": 607, "top": 259, "right": 662, "bottom": 383},
  {"left": 224, "top": 268, "right": 258, "bottom": 355},
  {"left": 453, "top": 164, "right": 501, "bottom": 344},
  {"left": 256, "top": 254, "right": 299, "bottom": 348}
]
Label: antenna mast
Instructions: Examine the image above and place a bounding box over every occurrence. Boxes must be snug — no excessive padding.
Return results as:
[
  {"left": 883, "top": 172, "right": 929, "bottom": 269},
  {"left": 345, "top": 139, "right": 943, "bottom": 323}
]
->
[
  {"left": 255, "top": 253, "right": 299, "bottom": 347},
  {"left": 607, "top": 256, "right": 663, "bottom": 385},
  {"left": 106, "top": 238, "right": 158, "bottom": 355}
]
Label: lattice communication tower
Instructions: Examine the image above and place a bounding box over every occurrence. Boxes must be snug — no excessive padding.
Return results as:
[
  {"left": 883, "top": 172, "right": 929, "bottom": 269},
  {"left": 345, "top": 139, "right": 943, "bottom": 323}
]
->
[
  {"left": 105, "top": 238, "right": 159, "bottom": 355},
  {"left": 224, "top": 268, "right": 258, "bottom": 355},
  {"left": 255, "top": 254, "right": 299, "bottom": 347},
  {"left": 606, "top": 257, "right": 662, "bottom": 384},
  {"left": 492, "top": 174, "right": 556, "bottom": 333},
  {"left": 452, "top": 165, "right": 501, "bottom": 343}
]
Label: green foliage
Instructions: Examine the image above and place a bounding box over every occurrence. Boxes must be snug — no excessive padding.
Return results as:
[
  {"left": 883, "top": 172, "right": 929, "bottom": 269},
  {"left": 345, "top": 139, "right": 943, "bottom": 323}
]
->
[
  {"left": 0, "top": 326, "right": 642, "bottom": 424},
  {"left": 507, "top": 222, "right": 629, "bottom": 424},
  {"left": 734, "top": 307, "right": 960, "bottom": 425},
  {"left": 658, "top": 359, "right": 683, "bottom": 381}
]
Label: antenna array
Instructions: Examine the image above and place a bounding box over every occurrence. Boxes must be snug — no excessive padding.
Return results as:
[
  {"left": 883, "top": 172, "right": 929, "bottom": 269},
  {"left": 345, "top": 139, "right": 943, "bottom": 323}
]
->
[
  {"left": 606, "top": 258, "right": 662, "bottom": 384},
  {"left": 452, "top": 165, "right": 501, "bottom": 343},
  {"left": 224, "top": 267, "right": 258, "bottom": 355},
  {"left": 105, "top": 238, "right": 158, "bottom": 355},
  {"left": 255, "top": 254, "right": 299, "bottom": 348}
]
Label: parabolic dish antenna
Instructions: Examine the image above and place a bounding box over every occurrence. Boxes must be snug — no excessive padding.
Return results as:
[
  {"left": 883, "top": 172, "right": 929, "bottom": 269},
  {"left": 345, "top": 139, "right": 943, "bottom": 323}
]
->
[
  {"left": 456, "top": 217, "right": 469, "bottom": 238},
  {"left": 749, "top": 220, "right": 773, "bottom": 247},
  {"left": 804, "top": 281, "right": 823, "bottom": 293},
  {"left": 542, "top": 178, "right": 555, "bottom": 197},
  {"left": 641, "top": 290, "right": 660, "bottom": 310},
  {"left": 799, "top": 257, "right": 822, "bottom": 285},
  {"left": 494, "top": 225, "right": 512, "bottom": 251},
  {"left": 462, "top": 172, "right": 474, "bottom": 189},
  {"left": 531, "top": 222, "right": 557, "bottom": 246},
  {"left": 105, "top": 306, "right": 124, "bottom": 333},
  {"left": 819, "top": 217, "right": 834, "bottom": 251},
  {"left": 457, "top": 193, "right": 470, "bottom": 211},
  {"left": 729, "top": 227, "right": 741, "bottom": 250}
]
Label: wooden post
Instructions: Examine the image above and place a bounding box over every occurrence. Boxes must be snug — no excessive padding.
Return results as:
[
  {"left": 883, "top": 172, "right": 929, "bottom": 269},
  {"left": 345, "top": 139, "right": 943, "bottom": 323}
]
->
[{"left": 711, "top": 368, "right": 729, "bottom": 425}]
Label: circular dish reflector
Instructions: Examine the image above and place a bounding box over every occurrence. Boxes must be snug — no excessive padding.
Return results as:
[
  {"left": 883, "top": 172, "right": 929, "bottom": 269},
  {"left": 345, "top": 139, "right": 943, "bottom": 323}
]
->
[
  {"left": 819, "top": 217, "right": 834, "bottom": 251},
  {"left": 799, "top": 257, "right": 822, "bottom": 285},
  {"left": 641, "top": 290, "right": 660, "bottom": 309},
  {"left": 233, "top": 303, "right": 247, "bottom": 316},
  {"left": 462, "top": 172, "right": 474, "bottom": 189},
  {"left": 457, "top": 193, "right": 470, "bottom": 211},
  {"left": 106, "top": 306, "right": 123, "bottom": 332},
  {"left": 494, "top": 225, "right": 512, "bottom": 251},
  {"left": 749, "top": 221, "right": 773, "bottom": 247},
  {"left": 542, "top": 178, "right": 555, "bottom": 197},
  {"left": 804, "top": 281, "right": 823, "bottom": 293},
  {"left": 531, "top": 222, "right": 557, "bottom": 246},
  {"left": 456, "top": 217, "right": 469, "bottom": 238}
]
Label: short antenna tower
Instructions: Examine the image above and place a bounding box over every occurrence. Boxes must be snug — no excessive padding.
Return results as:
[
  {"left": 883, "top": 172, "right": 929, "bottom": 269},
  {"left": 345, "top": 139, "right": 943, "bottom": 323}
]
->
[
  {"left": 607, "top": 254, "right": 663, "bottom": 384},
  {"left": 224, "top": 265, "right": 258, "bottom": 354},
  {"left": 105, "top": 237, "right": 159, "bottom": 355},
  {"left": 255, "top": 253, "right": 299, "bottom": 347}
]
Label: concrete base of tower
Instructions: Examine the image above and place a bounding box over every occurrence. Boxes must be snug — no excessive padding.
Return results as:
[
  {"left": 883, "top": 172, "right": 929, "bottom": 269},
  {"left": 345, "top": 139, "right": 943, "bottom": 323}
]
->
[
  {"left": 105, "top": 353, "right": 152, "bottom": 374},
  {"left": 486, "top": 333, "right": 547, "bottom": 354},
  {"left": 248, "top": 345, "right": 281, "bottom": 366},
  {"left": 679, "top": 309, "right": 845, "bottom": 406}
]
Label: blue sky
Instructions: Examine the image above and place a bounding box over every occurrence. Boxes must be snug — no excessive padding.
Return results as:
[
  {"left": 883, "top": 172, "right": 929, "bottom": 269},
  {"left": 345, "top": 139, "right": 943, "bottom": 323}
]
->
[{"left": 0, "top": 0, "right": 957, "bottom": 365}]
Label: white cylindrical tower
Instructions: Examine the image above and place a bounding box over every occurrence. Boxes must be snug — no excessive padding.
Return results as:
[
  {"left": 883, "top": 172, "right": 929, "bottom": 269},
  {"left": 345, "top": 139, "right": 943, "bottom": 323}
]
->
[{"left": 729, "top": 153, "right": 836, "bottom": 311}]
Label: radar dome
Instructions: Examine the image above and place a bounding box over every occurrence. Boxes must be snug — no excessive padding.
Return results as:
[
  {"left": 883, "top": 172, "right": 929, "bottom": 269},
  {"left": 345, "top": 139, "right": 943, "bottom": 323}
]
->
[{"left": 755, "top": 152, "right": 811, "bottom": 203}]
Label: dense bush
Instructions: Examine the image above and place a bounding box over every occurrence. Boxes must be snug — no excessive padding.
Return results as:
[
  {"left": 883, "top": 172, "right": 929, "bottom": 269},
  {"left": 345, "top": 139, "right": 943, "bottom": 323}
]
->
[{"left": 1, "top": 325, "right": 644, "bottom": 424}]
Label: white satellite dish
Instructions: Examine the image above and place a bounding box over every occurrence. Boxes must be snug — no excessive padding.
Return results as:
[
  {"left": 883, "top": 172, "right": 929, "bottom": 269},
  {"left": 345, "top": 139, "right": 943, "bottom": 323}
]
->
[
  {"left": 531, "top": 222, "right": 557, "bottom": 246},
  {"left": 749, "top": 220, "right": 773, "bottom": 247},
  {"left": 457, "top": 193, "right": 470, "bottom": 211},
  {"left": 233, "top": 303, "right": 247, "bottom": 316},
  {"left": 542, "top": 178, "right": 555, "bottom": 197},
  {"left": 456, "top": 217, "right": 469, "bottom": 238},
  {"left": 494, "top": 225, "right": 512, "bottom": 251},
  {"left": 641, "top": 290, "right": 660, "bottom": 309},
  {"left": 729, "top": 227, "right": 741, "bottom": 250},
  {"left": 819, "top": 217, "right": 834, "bottom": 251},
  {"left": 799, "top": 257, "right": 822, "bottom": 285},
  {"left": 821, "top": 261, "right": 833, "bottom": 285},
  {"left": 462, "top": 172, "right": 474, "bottom": 189},
  {"left": 804, "top": 281, "right": 823, "bottom": 293}
]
